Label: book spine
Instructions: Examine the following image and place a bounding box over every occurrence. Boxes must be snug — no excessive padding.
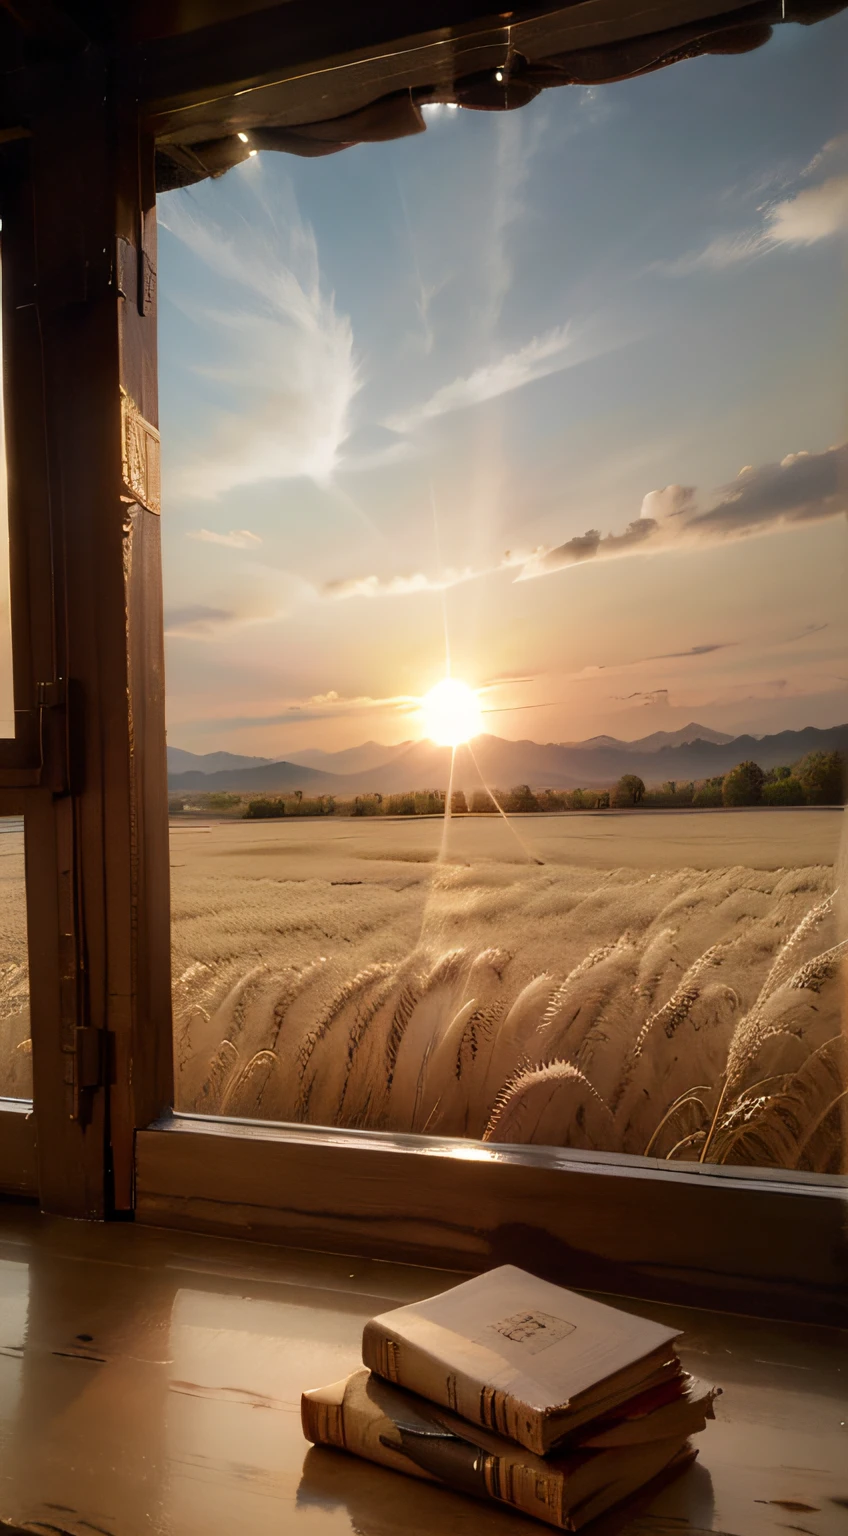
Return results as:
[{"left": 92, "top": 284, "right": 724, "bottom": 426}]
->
[
  {"left": 300, "top": 1391, "right": 345, "bottom": 1450},
  {"left": 361, "top": 1320, "right": 545, "bottom": 1453},
  {"left": 304, "top": 1371, "right": 571, "bottom": 1531}
]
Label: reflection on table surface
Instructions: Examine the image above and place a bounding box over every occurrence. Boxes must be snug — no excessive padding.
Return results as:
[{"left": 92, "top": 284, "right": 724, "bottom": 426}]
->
[{"left": 0, "top": 1204, "right": 845, "bottom": 1535}]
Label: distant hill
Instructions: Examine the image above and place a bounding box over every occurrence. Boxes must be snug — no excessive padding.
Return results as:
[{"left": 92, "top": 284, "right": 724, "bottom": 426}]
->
[
  {"left": 167, "top": 747, "right": 275, "bottom": 775},
  {"left": 167, "top": 723, "right": 848, "bottom": 797},
  {"left": 285, "top": 740, "right": 412, "bottom": 775},
  {"left": 564, "top": 722, "right": 735, "bottom": 752},
  {"left": 169, "top": 758, "right": 342, "bottom": 795},
  {"left": 166, "top": 721, "right": 732, "bottom": 781}
]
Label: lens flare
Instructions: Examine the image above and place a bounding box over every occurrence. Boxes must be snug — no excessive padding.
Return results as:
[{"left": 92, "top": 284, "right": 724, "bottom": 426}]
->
[{"left": 421, "top": 678, "right": 482, "bottom": 746}]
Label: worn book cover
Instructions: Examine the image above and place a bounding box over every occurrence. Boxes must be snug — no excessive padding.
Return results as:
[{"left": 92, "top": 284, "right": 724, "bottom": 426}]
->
[
  {"left": 302, "top": 1368, "right": 711, "bottom": 1532},
  {"left": 361, "top": 1265, "right": 682, "bottom": 1454}
]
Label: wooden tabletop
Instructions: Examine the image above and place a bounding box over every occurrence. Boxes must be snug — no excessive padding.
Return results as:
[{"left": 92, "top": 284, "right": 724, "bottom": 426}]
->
[{"left": 0, "top": 1204, "right": 845, "bottom": 1536}]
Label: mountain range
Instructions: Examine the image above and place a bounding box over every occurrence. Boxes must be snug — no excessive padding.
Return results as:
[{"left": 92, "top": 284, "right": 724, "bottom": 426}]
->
[{"left": 167, "top": 722, "right": 847, "bottom": 797}]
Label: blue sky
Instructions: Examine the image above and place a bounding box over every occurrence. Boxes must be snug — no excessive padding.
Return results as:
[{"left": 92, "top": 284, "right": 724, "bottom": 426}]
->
[{"left": 158, "top": 15, "right": 847, "bottom": 756}]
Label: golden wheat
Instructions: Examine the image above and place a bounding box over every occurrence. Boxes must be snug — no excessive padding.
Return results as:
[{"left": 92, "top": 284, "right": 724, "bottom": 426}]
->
[
  {"left": 169, "top": 870, "right": 845, "bottom": 1173},
  {"left": 3, "top": 833, "right": 841, "bottom": 1173}
]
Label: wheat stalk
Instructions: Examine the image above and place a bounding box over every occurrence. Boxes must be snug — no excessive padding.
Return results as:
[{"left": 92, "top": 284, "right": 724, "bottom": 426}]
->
[
  {"left": 173, "top": 876, "right": 843, "bottom": 1175},
  {"left": 483, "top": 1059, "right": 616, "bottom": 1148}
]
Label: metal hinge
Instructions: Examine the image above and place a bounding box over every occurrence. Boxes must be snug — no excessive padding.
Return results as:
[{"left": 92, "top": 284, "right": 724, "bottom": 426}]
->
[
  {"left": 37, "top": 677, "right": 66, "bottom": 710},
  {"left": 73, "top": 1027, "right": 104, "bottom": 1123},
  {"left": 36, "top": 676, "right": 70, "bottom": 794}
]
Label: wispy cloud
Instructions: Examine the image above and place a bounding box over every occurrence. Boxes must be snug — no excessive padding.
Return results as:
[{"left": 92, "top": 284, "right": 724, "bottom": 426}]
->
[
  {"left": 161, "top": 191, "right": 359, "bottom": 497},
  {"left": 612, "top": 688, "right": 669, "bottom": 705},
  {"left": 518, "top": 441, "right": 848, "bottom": 579},
  {"left": 481, "top": 110, "right": 545, "bottom": 334},
  {"left": 653, "top": 135, "right": 848, "bottom": 276},
  {"left": 188, "top": 691, "right": 418, "bottom": 732},
  {"left": 165, "top": 566, "right": 314, "bottom": 638},
  {"left": 322, "top": 441, "right": 847, "bottom": 601},
  {"left": 480, "top": 671, "right": 539, "bottom": 690},
  {"left": 164, "top": 604, "right": 237, "bottom": 638},
  {"left": 789, "top": 621, "right": 829, "bottom": 641},
  {"left": 647, "top": 642, "right": 732, "bottom": 661},
  {"left": 767, "top": 172, "right": 848, "bottom": 246},
  {"left": 655, "top": 231, "right": 769, "bottom": 276},
  {"left": 385, "top": 321, "right": 624, "bottom": 435},
  {"left": 323, "top": 565, "right": 481, "bottom": 601},
  {"left": 187, "top": 528, "right": 263, "bottom": 549}
]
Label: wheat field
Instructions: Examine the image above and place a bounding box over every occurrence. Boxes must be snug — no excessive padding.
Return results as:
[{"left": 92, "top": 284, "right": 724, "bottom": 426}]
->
[
  {"left": 2, "top": 811, "right": 846, "bottom": 1171},
  {"left": 169, "top": 812, "right": 847, "bottom": 1172}
]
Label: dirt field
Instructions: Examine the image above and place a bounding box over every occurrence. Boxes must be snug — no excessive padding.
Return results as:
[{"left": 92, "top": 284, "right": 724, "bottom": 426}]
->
[
  {"left": 2, "top": 810, "right": 846, "bottom": 1170},
  {"left": 170, "top": 805, "right": 842, "bottom": 877}
]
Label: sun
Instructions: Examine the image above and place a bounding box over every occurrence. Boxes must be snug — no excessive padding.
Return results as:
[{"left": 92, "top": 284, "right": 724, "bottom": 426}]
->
[{"left": 421, "top": 678, "right": 483, "bottom": 747}]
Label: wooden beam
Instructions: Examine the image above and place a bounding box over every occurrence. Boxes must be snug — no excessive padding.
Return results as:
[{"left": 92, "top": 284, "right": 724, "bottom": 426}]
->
[
  {"left": 136, "top": 1116, "right": 848, "bottom": 1326},
  {"left": 1, "top": 67, "right": 173, "bottom": 1215},
  {"left": 140, "top": 1, "right": 557, "bottom": 115},
  {"left": 142, "top": 0, "right": 758, "bottom": 144}
]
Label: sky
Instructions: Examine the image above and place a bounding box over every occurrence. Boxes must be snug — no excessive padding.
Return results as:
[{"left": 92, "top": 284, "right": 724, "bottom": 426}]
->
[{"left": 157, "top": 15, "right": 848, "bottom": 758}]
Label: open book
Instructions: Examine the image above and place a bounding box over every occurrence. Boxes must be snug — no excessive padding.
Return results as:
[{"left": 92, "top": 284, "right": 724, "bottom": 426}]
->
[
  {"left": 361, "top": 1265, "right": 683, "bottom": 1454},
  {"left": 302, "top": 1368, "right": 711, "bottom": 1532}
]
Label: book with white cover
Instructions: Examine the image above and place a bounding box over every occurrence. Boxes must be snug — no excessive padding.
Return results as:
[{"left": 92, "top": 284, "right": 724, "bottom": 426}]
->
[{"left": 361, "top": 1265, "right": 682, "bottom": 1454}]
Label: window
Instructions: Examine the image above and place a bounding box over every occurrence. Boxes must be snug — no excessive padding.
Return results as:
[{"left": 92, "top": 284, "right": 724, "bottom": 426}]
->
[
  {"left": 0, "top": 1, "right": 844, "bottom": 1324},
  {"left": 0, "top": 237, "right": 29, "bottom": 1102},
  {"left": 159, "top": 15, "right": 846, "bottom": 1177},
  {"left": 0, "top": 817, "right": 28, "bottom": 1099}
]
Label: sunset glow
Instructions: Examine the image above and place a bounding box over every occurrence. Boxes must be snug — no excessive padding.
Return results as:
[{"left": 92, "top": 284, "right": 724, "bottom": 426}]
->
[{"left": 421, "top": 679, "right": 482, "bottom": 747}]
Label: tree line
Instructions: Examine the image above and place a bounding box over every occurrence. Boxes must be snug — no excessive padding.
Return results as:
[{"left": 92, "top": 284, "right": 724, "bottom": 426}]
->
[{"left": 168, "top": 750, "right": 845, "bottom": 819}]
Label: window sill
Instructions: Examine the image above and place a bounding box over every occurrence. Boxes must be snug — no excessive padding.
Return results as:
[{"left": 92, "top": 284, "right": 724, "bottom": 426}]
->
[{"left": 135, "top": 1112, "right": 848, "bottom": 1328}]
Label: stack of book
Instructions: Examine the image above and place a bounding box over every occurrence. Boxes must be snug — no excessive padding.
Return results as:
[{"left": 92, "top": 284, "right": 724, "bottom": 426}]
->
[{"left": 302, "top": 1265, "right": 719, "bottom": 1532}]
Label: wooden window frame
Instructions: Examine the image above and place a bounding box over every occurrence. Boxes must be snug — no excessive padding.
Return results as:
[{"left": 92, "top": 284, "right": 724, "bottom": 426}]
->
[
  {"left": 0, "top": 1, "right": 844, "bottom": 1332},
  {"left": 135, "top": 1114, "right": 848, "bottom": 1327}
]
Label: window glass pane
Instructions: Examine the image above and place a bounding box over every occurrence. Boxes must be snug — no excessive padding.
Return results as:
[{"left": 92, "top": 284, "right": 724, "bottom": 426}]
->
[
  {"left": 161, "top": 15, "right": 846, "bottom": 1174},
  {"left": 0, "top": 816, "right": 29, "bottom": 1098},
  {"left": 0, "top": 243, "right": 16, "bottom": 738}
]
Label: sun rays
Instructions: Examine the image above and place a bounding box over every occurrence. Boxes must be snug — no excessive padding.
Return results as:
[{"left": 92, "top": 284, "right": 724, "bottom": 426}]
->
[{"left": 421, "top": 678, "right": 483, "bottom": 747}]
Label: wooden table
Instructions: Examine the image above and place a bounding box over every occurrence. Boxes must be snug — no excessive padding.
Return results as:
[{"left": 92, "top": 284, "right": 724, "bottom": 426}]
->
[{"left": 0, "top": 1204, "right": 845, "bottom": 1536}]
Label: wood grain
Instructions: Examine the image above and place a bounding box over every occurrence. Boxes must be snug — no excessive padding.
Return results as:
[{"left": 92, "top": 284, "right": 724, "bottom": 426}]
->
[
  {"left": 0, "top": 92, "right": 173, "bottom": 1215},
  {"left": 143, "top": 0, "right": 760, "bottom": 142},
  {"left": 0, "top": 1200, "right": 845, "bottom": 1535},
  {"left": 136, "top": 1116, "right": 848, "bottom": 1326}
]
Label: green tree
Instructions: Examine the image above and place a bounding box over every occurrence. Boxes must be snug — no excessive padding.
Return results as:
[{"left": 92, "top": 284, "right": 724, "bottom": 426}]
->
[
  {"left": 469, "top": 789, "right": 494, "bottom": 814},
  {"left": 507, "top": 784, "right": 539, "bottom": 812},
  {"left": 611, "top": 774, "right": 646, "bottom": 807},
  {"left": 450, "top": 789, "right": 468, "bottom": 814},
  {"left": 762, "top": 776, "right": 805, "bottom": 806},
  {"left": 692, "top": 779, "right": 722, "bottom": 808},
  {"left": 722, "top": 760, "right": 765, "bottom": 807},
  {"left": 244, "top": 797, "right": 285, "bottom": 819},
  {"left": 204, "top": 791, "right": 242, "bottom": 812},
  {"left": 794, "top": 751, "right": 845, "bottom": 805}
]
